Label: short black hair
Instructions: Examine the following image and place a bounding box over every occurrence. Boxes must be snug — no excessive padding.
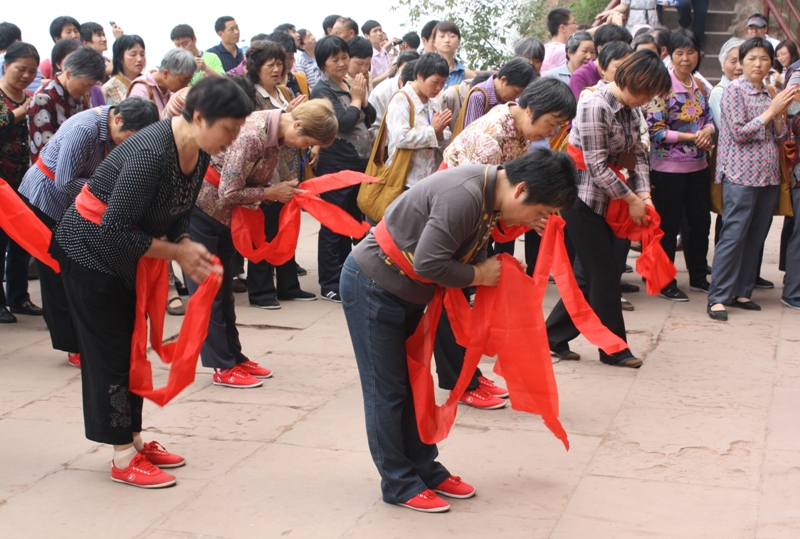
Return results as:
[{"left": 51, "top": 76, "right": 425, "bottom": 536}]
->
[
  {"left": 49, "top": 16, "right": 80, "bottom": 42},
  {"left": 323, "top": 15, "right": 341, "bottom": 35},
  {"left": 347, "top": 36, "right": 372, "bottom": 59},
  {"left": 420, "top": 20, "right": 440, "bottom": 41},
  {"left": 361, "top": 20, "right": 381, "bottom": 36},
  {"left": 514, "top": 37, "right": 545, "bottom": 62},
  {"left": 269, "top": 31, "right": 297, "bottom": 54},
  {"left": 51, "top": 38, "right": 81, "bottom": 72},
  {"left": 649, "top": 26, "right": 672, "bottom": 52},
  {"left": 79, "top": 22, "right": 103, "bottom": 43},
  {"left": 547, "top": 8, "right": 572, "bottom": 37},
  {"left": 598, "top": 41, "right": 633, "bottom": 70},
  {"left": 170, "top": 24, "right": 196, "bottom": 41},
  {"left": 400, "top": 60, "right": 418, "bottom": 86},
  {"left": 396, "top": 50, "right": 420, "bottom": 70},
  {"left": 0, "top": 22, "right": 22, "bottom": 51},
  {"left": 245, "top": 40, "right": 287, "bottom": 83},
  {"left": 3, "top": 42, "right": 39, "bottom": 71},
  {"left": 402, "top": 32, "right": 421, "bottom": 50},
  {"left": 615, "top": 49, "right": 671, "bottom": 97},
  {"left": 668, "top": 28, "right": 701, "bottom": 73},
  {"left": 504, "top": 148, "right": 578, "bottom": 209},
  {"left": 337, "top": 17, "right": 359, "bottom": 35},
  {"left": 61, "top": 44, "right": 106, "bottom": 80},
  {"left": 251, "top": 33, "right": 269, "bottom": 44},
  {"left": 182, "top": 76, "right": 253, "bottom": 125},
  {"left": 469, "top": 72, "right": 492, "bottom": 87},
  {"left": 315, "top": 35, "right": 349, "bottom": 71},
  {"left": 518, "top": 77, "right": 577, "bottom": 122},
  {"left": 115, "top": 96, "right": 160, "bottom": 131},
  {"left": 214, "top": 16, "right": 235, "bottom": 35},
  {"left": 274, "top": 23, "right": 296, "bottom": 34},
  {"left": 594, "top": 23, "right": 632, "bottom": 54},
  {"left": 227, "top": 74, "right": 258, "bottom": 109},
  {"left": 497, "top": 57, "right": 536, "bottom": 88},
  {"left": 632, "top": 33, "right": 657, "bottom": 50},
  {"left": 739, "top": 36, "right": 774, "bottom": 64},
  {"left": 111, "top": 34, "right": 145, "bottom": 76},
  {"left": 414, "top": 52, "right": 449, "bottom": 79}
]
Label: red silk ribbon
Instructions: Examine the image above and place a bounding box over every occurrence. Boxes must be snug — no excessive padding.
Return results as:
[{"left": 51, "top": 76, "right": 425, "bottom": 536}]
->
[{"left": 0, "top": 178, "right": 60, "bottom": 272}]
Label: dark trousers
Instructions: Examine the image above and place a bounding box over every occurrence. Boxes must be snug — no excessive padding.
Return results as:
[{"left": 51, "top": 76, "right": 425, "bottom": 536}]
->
[
  {"left": 433, "top": 293, "right": 481, "bottom": 391},
  {"left": 0, "top": 228, "right": 31, "bottom": 309},
  {"left": 317, "top": 184, "right": 361, "bottom": 295},
  {"left": 59, "top": 252, "right": 142, "bottom": 445},
  {"left": 247, "top": 201, "right": 302, "bottom": 303},
  {"left": 340, "top": 255, "right": 450, "bottom": 503},
  {"left": 651, "top": 168, "right": 711, "bottom": 287},
  {"left": 677, "top": 0, "right": 709, "bottom": 45},
  {"left": 186, "top": 207, "right": 248, "bottom": 370},
  {"left": 546, "top": 200, "right": 632, "bottom": 362},
  {"left": 780, "top": 216, "right": 794, "bottom": 272}
]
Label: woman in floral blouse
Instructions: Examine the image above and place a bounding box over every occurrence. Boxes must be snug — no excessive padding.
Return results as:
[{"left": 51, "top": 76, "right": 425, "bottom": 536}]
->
[
  {"left": 645, "top": 29, "right": 714, "bottom": 301},
  {"left": 102, "top": 35, "right": 146, "bottom": 105}
]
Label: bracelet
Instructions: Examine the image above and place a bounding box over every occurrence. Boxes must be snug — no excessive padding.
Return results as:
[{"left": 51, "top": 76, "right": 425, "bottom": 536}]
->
[{"left": 640, "top": 195, "right": 652, "bottom": 200}]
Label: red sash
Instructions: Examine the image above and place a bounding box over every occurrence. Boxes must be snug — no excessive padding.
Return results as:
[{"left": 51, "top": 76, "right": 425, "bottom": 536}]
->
[
  {"left": 36, "top": 157, "right": 56, "bottom": 180},
  {"left": 0, "top": 179, "right": 60, "bottom": 272},
  {"left": 566, "top": 144, "right": 676, "bottom": 294},
  {"left": 206, "top": 166, "right": 376, "bottom": 265},
  {"left": 73, "top": 184, "right": 222, "bottom": 406}
]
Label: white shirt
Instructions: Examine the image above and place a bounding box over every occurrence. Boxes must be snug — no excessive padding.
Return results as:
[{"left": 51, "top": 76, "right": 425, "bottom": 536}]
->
[{"left": 368, "top": 76, "right": 402, "bottom": 137}]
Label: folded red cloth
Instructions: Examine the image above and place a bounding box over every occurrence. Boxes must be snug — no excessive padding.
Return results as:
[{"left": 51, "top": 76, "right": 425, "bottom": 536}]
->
[{"left": 0, "top": 178, "right": 60, "bottom": 272}]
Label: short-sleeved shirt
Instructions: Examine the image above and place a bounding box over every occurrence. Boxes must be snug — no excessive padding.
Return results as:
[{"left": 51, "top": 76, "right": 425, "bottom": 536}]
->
[
  {"left": 206, "top": 43, "right": 243, "bottom": 73},
  {"left": 444, "top": 61, "right": 466, "bottom": 90},
  {"left": 128, "top": 71, "right": 172, "bottom": 114},
  {"left": 541, "top": 41, "right": 567, "bottom": 74},
  {"left": 190, "top": 51, "right": 224, "bottom": 86}
]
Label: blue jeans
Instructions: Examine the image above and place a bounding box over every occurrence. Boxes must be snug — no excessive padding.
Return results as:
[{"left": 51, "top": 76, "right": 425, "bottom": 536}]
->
[{"left": 340, "top": 254, "right": 450, "bottom": 504}]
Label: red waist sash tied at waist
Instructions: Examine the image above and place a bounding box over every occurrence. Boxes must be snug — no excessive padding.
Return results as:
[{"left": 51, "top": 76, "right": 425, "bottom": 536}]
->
[
  {"left": 0, "top": 178, "right": 60, "bottom": 271},
  {"left": 36, "top": 157, "right": 55, "bottom": 180},
  {"left": 73, "top": 183, "right": 222, "bottom": 406},
  {"left": 373, "top": 218, "right": 629, "bottom": 450},
  {"left": 566, "top": 143, "right": 676, "bottom": 294},
  {"left": 205, "top": 166, "right": 377, "bottom": 266}
]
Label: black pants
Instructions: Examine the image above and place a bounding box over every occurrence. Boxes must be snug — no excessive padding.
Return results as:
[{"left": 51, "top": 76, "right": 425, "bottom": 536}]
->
[
  {"left": 0, "top": 229, "right": 31, "bottom": 309},
  {"left": 317, "top": 184, "right": 361, "bottom": 295},
  {"left": 677, "top": 0, "right": 709, "bottom": 45},
  {"left": 546, "top": 200, "right": 632, "bottom": 362},
  {"left": 780, "top": 216, "right": 794, "bottom": 272},
  {"left": 186, "top": 207, "right": 248, "bottom": 370},
  {"left": 433, "top": 292, "right": 481, "bottom": 391},
  {"left": 58, "top": 246, "right": 142, "bottom": 445},
  {"left": 651, "top": 168, "right": 711, "bottom": 287},
  {"left": 247, "top": 201, "right": 302, "bottom": 303}
]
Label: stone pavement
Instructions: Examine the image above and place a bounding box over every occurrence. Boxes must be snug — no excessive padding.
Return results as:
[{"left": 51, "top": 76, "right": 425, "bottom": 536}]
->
[{"left": 0, "top": 213, "right": 798, "bottom": 539}]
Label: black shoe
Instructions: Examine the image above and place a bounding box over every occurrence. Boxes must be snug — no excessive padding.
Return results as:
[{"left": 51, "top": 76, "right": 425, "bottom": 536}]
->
[
  {"left": 624, "top": 264, "right": 633, "bottom": 274},
  {"left": 251, "top": 298, "right": 281, "bottom": 310},
  {"left": 0, "top": 308, "right": 17, "bottom": 323},
  {"left": 9, "top": 301, "right": 43, "bottom": 316},
  {"left": 296, "top": 265, "right": 308, "bottom": 277},
  {"left": 600, "top": 353, "right": 642, "bottom": 368},
  {"left": 621, "top": 298, "right": 634, "bottom": 311},
  {"left": 232, "top": 277, "right": 247, "bottom": 294},
  {"left": 755, "top": 277, "right": 774, "bottom": 289},
  {"left": 707, "top": 303, "right": 728, "bottom": 321},
  {"left": 551, "top": 349, "right": 581, "bottom": 361},
  {"left": 174, "top": 277, "right": 189, "bottom": 297},
  {"left": 321, "top": 291, "right": 342, "bottom": 303},
  {"left": 731, "top": 297, "right": 761, "bottom": 311},
  {"left": 689, "top": 281, "right": 710, "bottom": 293},
  {"left": 278, "top": 290, "right": 317, "bottom": 301},
  {"left": 620, "top": 282, "right": 640, "bottom": 294},
  {"left": 660, "top": 285, "right": 689, "bottom": 302}
]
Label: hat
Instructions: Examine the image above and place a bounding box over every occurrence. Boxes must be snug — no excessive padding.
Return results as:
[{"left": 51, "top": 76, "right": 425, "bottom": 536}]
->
[{"left": 746, "top": 15, "right": 767, "bottom": 27}]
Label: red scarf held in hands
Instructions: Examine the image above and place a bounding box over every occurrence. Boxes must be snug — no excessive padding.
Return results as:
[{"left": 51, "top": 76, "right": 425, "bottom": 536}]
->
[
  {"left": 205, "top": 167, "right": 376, "bottom": 266},
  {"left": 566, "top": 144, "right": 676, "bottom": 294},
  {"left": 0, "top": 179, "right": 60, "bottom": 272}
]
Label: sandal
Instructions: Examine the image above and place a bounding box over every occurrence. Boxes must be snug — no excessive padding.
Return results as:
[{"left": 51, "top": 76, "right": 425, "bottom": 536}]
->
[
  {"left": 167, "top": 296, "right": 186, "bottom": 316},
  {"left": 731, "top": 297, "right": 761, "bottom": 311}
]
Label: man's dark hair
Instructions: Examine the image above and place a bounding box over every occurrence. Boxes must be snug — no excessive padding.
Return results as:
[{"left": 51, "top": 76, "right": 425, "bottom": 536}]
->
[
  {"left": 274, "top": 23, "right": 296, "bottom": 34},
  {"left": 505, "top": 148, "right": 578, "bottom": 209},
  {"left": 399, "top": 59, "right": 418, "bottom": 86},
  {"left": 598, "top": 41, "right": 633, "bottom": 70},
  {"left": 615, "top": 49, "right": 671, "bottom": 97},
  {"left": 323, "top": 15, "right": 341, "bottom": 35},
  {"left": 227, "top": 74, "right": 258, "bottom": 108},
  {"left": 182, "top": 76, "right": 253, "bottom": 125},
  {"left": 170, "top": 24, "right": 196, "bottom": 41},
  {"left": 0, "top": 22, "right": 22, "bottom": 51},
  {"left": 649, "top": 26, "right": 672, "bottom": 53},
  {"left": 245, "top": 40, "right": 287, "bottom": 83},
  {"left": 361, "top": 20, "right": 381, "bottom": 36},
  {"left": 396, "top": 50, "right": 420, "bottom": 71},
  {"left": 347, "top": 36, "right": 372, "bottom": 59},
  {"left": 51, "top": 38, "right": 81, "bottom": 72},
  {"left": 49, "top": 16, "right": 80, "bottom": 42},
  {"left": 414, "top": 52, "right": 449, "bottom": 79},
  {"left": 315, "top": 35, "right": 349, "bottom": 70},
  {"left": 668, "top": 28, "right": 701, "bottom": 73},
  {"left": 61, "top": 44, "right": 105, "bottom": 80},
  {"left": 594, "top": 23, "right": 632, "bottom": 54},
  {"left": 214, "top": 16, "right": 235, "bottom": 35},
  {"left": 469, "top": 72, "right": 493, "bottom": 87},
  {"left": 115, "top": 96, "right": 160, "bottom": 131},
  {"left": 546, "top": 8, "right": 572, "bottom": 37},
  {"left": 740, "top": 36, "right": 775, "bottom": 63},
  {"left": 111, "top": 35, "right": 145, "bottom": 76},
  {"left": 251, "top": 33, "right": 269, "bottom": 44},
  {"left": 420, "top": 20, "right": 440, "bottom": 41},
  {"left": 79, "top": 22, "right": 104, "bottom": 44},
  {"left": 269, "top": 31, "right": 297, "bottom": 54},
  {"left": 3, "top": 41, "right": 39, "bottom": 69},
  {"left": 632, "top": 33, "right": 657, "bottom": 50},
  {"left": 402, "top": 32, "right": 420, "bottom": 50},
  {"left": 497, "top": 57, "right": 536, "bottom": 88},
  {"left": 337, "top": 17, "right": 359, "bottom": 35},
  {"left": 518, "top": 77, "right": 577, "bottom": 122}
]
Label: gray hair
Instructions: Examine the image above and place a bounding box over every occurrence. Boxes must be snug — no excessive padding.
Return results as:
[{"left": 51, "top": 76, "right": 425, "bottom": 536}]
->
[
  {"left": 158, "top": 48, "right": 197, "bottom": 76},
  {"left": 718, "top": 37, "right": 744, "bottom": 67},
  {"left": 115, "top": 96, "right": 160, "bottom": 131},
  {"left": 514, "top": 37, "right": 545, "bottom": 62},
  {"left": 566, "top": 31, "right": 593, "bottom": 56},
  {"left": 62, "top": 45, "right": 106, "bottom": 81}
]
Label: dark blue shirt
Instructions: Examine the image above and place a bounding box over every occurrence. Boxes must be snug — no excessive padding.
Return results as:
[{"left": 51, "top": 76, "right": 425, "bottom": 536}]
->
[{"left": 206, "top": 43, "right": 243, "bottom": 73}]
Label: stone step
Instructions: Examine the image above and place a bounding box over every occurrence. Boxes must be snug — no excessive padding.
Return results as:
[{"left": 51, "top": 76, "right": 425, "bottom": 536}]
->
[
  {"left": 661, "top": 8, "right": 739, "bottom": 34},
  {"left": 711, "top": 0, "right": 739, "bottom": 12}
]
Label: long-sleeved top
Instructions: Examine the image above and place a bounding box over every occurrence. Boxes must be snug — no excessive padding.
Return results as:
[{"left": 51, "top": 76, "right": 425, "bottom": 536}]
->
[
  {"left": 253, "top": 84, "right": 300, "bottom": 184},
  {"left": 310, "top": 73, "right": 376, "bottom": 172},
  {"left": 542, "top": 41, "right": 567, "bottom": 74},
  {"left": 368, "top": 75, "right": 401, "bottom": 135},
  {"left": 352, "top": 164, "right": 498, "bottom": 304},
  {"left": 708, "top": 75, "right": 731, "bottom": 128},
  {"left": 206, "top": 43, "right": 243, "bottom": 73},
  {"left": 0, "top": 88, "right": 30, "bottom": 187},
  {"left": 646, "top": 70, "right": 714, "bottom": 173},
  {"left": 128, "top": 71, "right": 172, "bottom": 114},
  {"left": 295, "top": 51, "right": 322, "bottom": 89},
  {"left": 102, "top": 74, "right": 133, "bottom": 106},
  {"left": 19, "top": 106, "right": 114, "bottom": 221},
  {"left": 385, "top": 84, "right": 450, "bottom": 188},
  {"left": 54, "top": 119, "right": 210, "bottom": 289},
  {"left": 716, "top": 75, "right": 788, "bottom": 187},
  {"left": 569, "top": 61, "right": 601, "bottom": 102},
  {"left": 27, "top": 77, "right": 87, "bottom": 164},
  {"left": 443, "top": 104, "right": 530, "bottom": 167},
  {"left": 462, "top": 75, "right": 499, "bottom": 128},
  {"left": 569, "top": 84, "right": 650, "bottom": 216},
  {"left": 195, "top": 110, "right": 281, "bottom": 227}
]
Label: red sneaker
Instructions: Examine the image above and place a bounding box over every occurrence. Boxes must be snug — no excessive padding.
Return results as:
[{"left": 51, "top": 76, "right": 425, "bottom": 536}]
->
[
  {"left": 67, "top": 353, "right": 81, "bottom": 368},
  {"left": 239, "top": 360, "right": 273, "bottom": 379},
  {"left": 398, "top": 489, "right": 450, "bottom": 513},
  {"left": 111, "top": 453, "right": 177, "bottom": 489},
  {"left": 433, "top": 475, "right": 476, "bottom": 499},
  {"left": 213, "top": 365, "right": 263, "bottom": 388},
  {"left": 459, "top": 387, "right": 507, "bottom": 410},
  {"left": 140, "top": 440, "right": 186, "bottom": 468},
  {"left": 478, "top": 376, "right": 508, "bottom": 398}
]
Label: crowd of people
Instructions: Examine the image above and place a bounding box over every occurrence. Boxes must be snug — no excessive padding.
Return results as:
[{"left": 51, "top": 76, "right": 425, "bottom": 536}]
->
[{"left": 0, "top": 7, "right": 799, "bottom": 513}]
